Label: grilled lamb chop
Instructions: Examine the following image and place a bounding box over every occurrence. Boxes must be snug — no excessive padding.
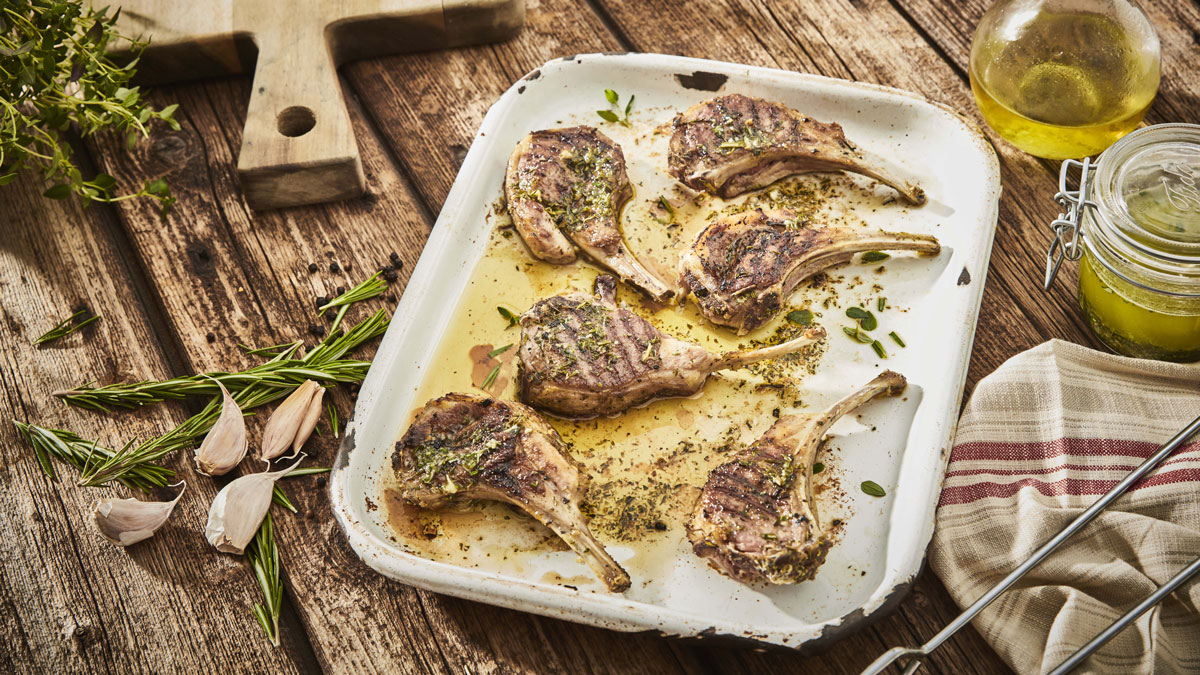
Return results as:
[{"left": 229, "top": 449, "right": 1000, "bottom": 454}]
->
[
  {"left": 517, "top": 275, "right": 826, "bottom": 418},
  {"left": 688, "top": 370, "right": 907, "bottom": 585},
  {"left": 393, "top": 392, "right": 630, "bottom": 592},
  {"left": 505, "top": 126, "right": 675, "bottom": 302},
  {"left": 680, "top": 208, "right": 941, "bottom": 333},
  {"left": 668, "top": 94, "right": 925, "bottom": 204}
]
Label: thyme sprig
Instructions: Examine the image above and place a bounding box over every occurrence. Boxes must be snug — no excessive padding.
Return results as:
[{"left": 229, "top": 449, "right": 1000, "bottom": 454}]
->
[
  {"left": 0, "top": 1, "right": 179, "bottom": 212},
  {"left": 497, "top": 306, "right": 519, "bottom": 327},
  {"left": 318, "top": 271, "right": 388, "bottom": 332},
  {"left": 35, "top": 309, "right": 100, "bottom": 345},
  {"left": 247, "top": 512, "right": 283, "bottom": 646},
  {"left": 597, "top": 88, "right": 634, "bottom": 127}
]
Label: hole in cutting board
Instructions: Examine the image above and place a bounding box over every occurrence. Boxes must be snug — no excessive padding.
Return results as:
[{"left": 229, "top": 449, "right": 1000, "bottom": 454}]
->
[{"left": 277, "top": 106, "right": 316, "bottom": 137}]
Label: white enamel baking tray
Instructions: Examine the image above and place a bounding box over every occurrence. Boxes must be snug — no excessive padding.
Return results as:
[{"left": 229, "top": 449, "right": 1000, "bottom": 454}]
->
[{"left": 331, "top": 53, "right": 1000, "bottom": 649}]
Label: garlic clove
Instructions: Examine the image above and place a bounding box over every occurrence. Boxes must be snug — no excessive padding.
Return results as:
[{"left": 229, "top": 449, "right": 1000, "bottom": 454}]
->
[
  {"left": 291, "top": 385, "right": 326, "bottom": 456},
  {"left": 261, "top": 380, "right": 320, "bottom": 460},
  {"left": 195, "top": 378, "right": 248, "bottom": 476},
  {"left": 92, "top": 483, "right": 186, "bottom": 546},
  {"left": 205, "top": 456, "right": 304, "bottom": 554}
]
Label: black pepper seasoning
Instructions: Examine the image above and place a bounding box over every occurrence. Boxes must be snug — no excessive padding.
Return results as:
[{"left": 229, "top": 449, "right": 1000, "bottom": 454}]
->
[{"left": 328, "top": 262, "right": 340, "bottom": 272}]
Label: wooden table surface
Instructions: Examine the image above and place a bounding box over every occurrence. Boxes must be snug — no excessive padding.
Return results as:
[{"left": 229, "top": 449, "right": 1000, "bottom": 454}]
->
[{"left": 3, "top": 0, "right": 1197, "bottom": 672}]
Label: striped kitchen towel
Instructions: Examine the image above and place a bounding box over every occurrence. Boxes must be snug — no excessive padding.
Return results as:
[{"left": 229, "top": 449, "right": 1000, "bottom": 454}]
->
[{"left": 930, "top": 340, "right": 1200, "bottom": 674}]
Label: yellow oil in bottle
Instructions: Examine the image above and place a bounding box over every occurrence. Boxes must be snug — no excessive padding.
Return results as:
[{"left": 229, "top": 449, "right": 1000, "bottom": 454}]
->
[{"left": 970, "top": 10, "right": 1159, "bottom": 160}]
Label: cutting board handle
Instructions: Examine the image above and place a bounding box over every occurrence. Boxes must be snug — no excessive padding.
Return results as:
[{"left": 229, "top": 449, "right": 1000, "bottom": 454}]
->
[{"left": 237, "top": 26, "right": 365, "bottom": 210}]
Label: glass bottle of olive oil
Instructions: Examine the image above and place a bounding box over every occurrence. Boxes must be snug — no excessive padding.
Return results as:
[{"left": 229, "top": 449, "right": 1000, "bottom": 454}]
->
[{"left": 969, "top": 0, "right": 1160, "bottom": 160}]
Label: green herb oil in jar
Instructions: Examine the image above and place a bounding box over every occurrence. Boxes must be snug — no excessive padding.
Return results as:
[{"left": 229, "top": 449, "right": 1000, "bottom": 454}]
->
[{"left": 1050, "top": 125, "right": 1200, "bottom": 362}]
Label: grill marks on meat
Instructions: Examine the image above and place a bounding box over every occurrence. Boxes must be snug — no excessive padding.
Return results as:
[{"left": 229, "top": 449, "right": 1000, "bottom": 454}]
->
[
  {"left": 668, "top": 94, "right": 926, "bottom": 204},
  {"left": 517, "top": 275, "right": 826, "bottom": 418},
  {"left": 679, "top": 209, "right": 941, "bottom": 333},
  {"left": 393, "top": 393, "right": 630, "bottom": 592},
  {"left": 688, "top": 371, "right": 907, "bottom": 585},
  {"left": 505, "top": 126, "right": 675, "bottom": 301}
]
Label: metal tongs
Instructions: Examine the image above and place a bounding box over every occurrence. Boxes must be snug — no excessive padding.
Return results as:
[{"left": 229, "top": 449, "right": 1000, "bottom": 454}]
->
[{"left": 863, "top": 414, "right": 1200, "bottom": 674}]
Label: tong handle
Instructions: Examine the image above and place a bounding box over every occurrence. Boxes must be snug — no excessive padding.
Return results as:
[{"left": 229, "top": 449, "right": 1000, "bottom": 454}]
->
[{"left": 863, "top": 414, "right": 1200, "bottom": 675}]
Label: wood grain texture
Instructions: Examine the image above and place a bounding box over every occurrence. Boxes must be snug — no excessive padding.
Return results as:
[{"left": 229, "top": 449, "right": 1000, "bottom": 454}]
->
[
  {"left": 81, "top": 67, "right": 694, "bottom": 674},
  {"left": 0, "top": 172, "right": 313, "bottom": 673},
  {"left": 8, "top": 0, "right": 1191, "bottom": 671},
  {"left": 115, "top": 0, "right": 522, "bottom": 209}
]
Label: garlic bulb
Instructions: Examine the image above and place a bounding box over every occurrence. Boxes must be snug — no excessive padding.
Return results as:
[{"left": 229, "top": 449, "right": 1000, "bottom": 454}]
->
[
  {"left": 195, "top": 378, "right": 248, "bottom": 476},
  {"left": 92, "top": 483, "right": 186, "bottom": 546},
  {"left": 205, "top": 456, "right": 303, "bottom": 554},
  {"left": 260, "top": 380, "right": 325, "bottom": 460}
]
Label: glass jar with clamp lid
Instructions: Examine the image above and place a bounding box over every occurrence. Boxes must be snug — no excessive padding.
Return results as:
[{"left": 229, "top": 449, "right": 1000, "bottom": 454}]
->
[{"left": 1045, "top": 124, "right": 1200, "bottom": 362}]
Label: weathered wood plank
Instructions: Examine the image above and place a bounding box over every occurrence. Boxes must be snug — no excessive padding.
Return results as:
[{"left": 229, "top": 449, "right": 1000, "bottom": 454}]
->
[
  {"left": 84, "top": 64, "right": 695, "bottom": 674},
  {"left": 0, "top": 171, "right": 312, "bottom": 673},
  {"left": 343, "top": 0, "right": 624, "bottom": 212}
]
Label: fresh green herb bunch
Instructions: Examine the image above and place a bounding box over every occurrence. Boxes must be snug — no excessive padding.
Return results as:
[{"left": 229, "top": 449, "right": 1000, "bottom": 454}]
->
[{"left": 0, "top": 1, "right": 179, "bottom": 212}]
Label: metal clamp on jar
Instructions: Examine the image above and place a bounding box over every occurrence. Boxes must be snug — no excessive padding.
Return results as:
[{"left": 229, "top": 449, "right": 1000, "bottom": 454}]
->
[{"left": 1045, "top": 124, "right": 1200, "bottom": 362}]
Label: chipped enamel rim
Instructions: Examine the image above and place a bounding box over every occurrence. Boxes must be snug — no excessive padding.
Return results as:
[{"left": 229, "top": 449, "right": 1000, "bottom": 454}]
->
[{"left": 331, "top": 53, "right": 1000, "bottom": 649}]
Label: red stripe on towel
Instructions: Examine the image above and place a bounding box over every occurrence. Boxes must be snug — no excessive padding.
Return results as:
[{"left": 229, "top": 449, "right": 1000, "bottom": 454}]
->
[
  {"left": 945, "top": 454, "right": 1200, "bottom": 479},
  {"left": 938, "top": 467, "right": 1200, "bottom": 506},
  {"left": 949, "top": 438, "right": 1200, "bottom": 463}
]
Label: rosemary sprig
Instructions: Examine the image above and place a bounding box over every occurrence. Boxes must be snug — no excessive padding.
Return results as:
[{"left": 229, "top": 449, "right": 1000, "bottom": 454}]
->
[
  {"left": 239, "top": 341, "right": 303, "bottom": 359},
  {"left": 35, "top": 309, "right": 100, "bottom": 345},
  {"left": 326, "top": 402, "right": 339, "bottom": 438},
  {"left": 481, "top": 363, "right": 501, "bottom": 391},
  {"left": 247, "top": 512, "right": 283, "bottom": 646},
  {"left": 54, "top": 310, "right": 387, "bottom": 412},
  {"left": 13, "top": 421, "right": 173, "bottom": 492},
  {"left": 870, "top": 340, "right": 888, "bottom": 359},
  {"left": 34, "top": 311, "right": 387, "bottom": 488},
  {"left": 271, "top": 465, "right": 332, "bottom": 513},
  {"left": 318, "top": 271, "right": 388, "bottom": 333},
  {"left": 488, "top": 343, "right": 513, "bottom": 358},
  {"left": 271, "top": 485, "right": 297, "bottom": 513},
  {"left": 284, "top": 466, "right": 331, "bottom": 478}
]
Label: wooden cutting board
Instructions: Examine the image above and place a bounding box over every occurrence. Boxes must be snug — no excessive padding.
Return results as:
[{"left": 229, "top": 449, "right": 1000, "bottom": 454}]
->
[{"left": 115, "top": 0, "right": 524, "bottom": 210}]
